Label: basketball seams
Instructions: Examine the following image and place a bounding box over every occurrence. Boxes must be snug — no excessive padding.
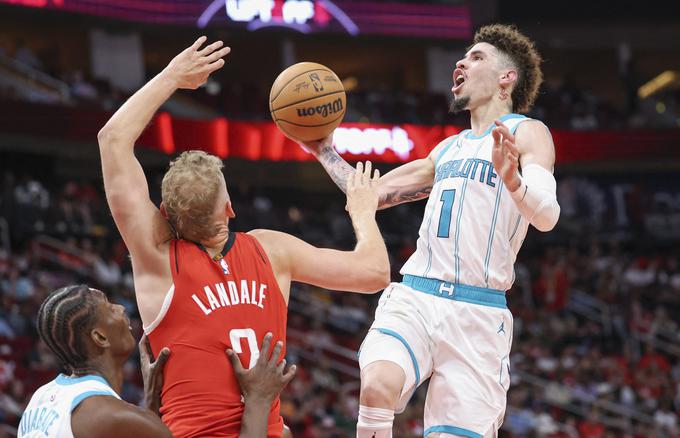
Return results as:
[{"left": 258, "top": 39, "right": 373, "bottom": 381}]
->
[
  {"left": 270, "top": 90, "right": 345, "bottom": 112},
  {"left": 269, "top": 67, "right": 337, "bottom": 104},
  {"left": 270, "top": 62, "right": 346, "bottom": 142},
  {"left": 274, "top": 112, "right": 345, "bottom": 128}
]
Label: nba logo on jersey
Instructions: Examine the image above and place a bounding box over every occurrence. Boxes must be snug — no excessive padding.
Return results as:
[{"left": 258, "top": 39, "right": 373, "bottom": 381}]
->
[{"left": 220, "top": 259, "right": 230, "bottom": 275}]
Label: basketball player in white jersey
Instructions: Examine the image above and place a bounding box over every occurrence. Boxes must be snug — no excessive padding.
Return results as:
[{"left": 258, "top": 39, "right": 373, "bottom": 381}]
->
[
  {"left": 302, "top": 24, "right": 560, "bottom": 437},
  {"left": 19, "top": 284, "right": 296, "bottom": 437}
]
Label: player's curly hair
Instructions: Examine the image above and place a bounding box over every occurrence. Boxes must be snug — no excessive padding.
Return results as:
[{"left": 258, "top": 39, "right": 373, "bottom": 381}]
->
[
  {"left": 473, "top": 24, "right": 543, "bottom": 113},
  {"left": 162, "top": 150, "right": 225, "bottom": 242}
]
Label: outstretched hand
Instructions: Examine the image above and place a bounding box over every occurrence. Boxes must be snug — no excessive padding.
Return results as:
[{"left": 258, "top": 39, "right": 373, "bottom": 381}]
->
[
  {"left": 491, "top": 120, "right": 522, "bottom": 192},
  {"left": 164, "top": 36, "right": 231, "bottom": 90},
  {"left": 346, "top": 161, "right": 380, "bottom": 218},
  {"left": 227, "top": 333, "right": 297, "bottom": 405},
  {"left": 139, "top": 334, "right": 170, "bottom": 415}
]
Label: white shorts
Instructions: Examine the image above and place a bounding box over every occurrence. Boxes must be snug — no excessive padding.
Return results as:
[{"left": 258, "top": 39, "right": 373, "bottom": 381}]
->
[{"left": 358, "top": 276, "right": 513, "bottom": 438}]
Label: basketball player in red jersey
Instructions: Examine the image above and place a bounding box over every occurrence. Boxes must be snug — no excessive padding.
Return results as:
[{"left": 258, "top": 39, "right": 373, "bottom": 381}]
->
[{"left": 97, "top": 37, "right": 390, "bottom": 437}]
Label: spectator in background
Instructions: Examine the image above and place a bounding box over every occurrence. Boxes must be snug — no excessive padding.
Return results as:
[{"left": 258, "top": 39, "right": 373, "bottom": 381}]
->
[
  {"left": 69, "top": 70, "right": 98, "bottom": 102},
  {"left": 13, "top": 39, "right": 42, "bottom": 70}
]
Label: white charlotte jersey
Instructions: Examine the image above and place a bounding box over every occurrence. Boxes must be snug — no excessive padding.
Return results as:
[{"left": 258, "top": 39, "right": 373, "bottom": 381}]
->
[
  {"left": 18, "top": 374, "right": 120, "bottom": 438},
  {"left": 401, "top": 113, "right": 537, "bottom": 291}
]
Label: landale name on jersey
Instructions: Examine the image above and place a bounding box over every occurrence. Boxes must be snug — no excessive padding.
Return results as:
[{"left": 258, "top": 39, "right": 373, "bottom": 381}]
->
[
  {"left": 435, "top": 158, "right": 497, "bottom": 188},
  {"left": 192, "top": 280, "right": 267, "bottom": 315}
]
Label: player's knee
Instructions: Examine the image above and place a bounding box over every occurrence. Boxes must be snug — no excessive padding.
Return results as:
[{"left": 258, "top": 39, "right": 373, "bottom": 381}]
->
[{"left": 360, "top": 364, "right": 404, "bottom": 409}]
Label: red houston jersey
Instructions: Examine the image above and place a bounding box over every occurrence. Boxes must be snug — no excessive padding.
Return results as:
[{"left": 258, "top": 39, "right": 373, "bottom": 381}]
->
[{"left": 146, "top": 232, "right": 288, "bottom": 438}]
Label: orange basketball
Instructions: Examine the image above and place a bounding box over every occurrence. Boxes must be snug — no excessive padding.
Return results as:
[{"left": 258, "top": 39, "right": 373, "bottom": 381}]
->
[{"left": 269, "top": 62, "right": 346, "bottom": 142}]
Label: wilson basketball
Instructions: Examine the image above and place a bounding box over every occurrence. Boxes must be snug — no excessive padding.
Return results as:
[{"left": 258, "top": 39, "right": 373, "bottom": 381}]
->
[{"left": 269, "top": 62, "right": 346, "bottom": 142}]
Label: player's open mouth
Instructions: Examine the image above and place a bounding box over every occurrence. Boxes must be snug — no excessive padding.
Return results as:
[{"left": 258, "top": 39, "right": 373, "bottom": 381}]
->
[{"left": 452, "top": 69, "right": 465, "bottom": 93}]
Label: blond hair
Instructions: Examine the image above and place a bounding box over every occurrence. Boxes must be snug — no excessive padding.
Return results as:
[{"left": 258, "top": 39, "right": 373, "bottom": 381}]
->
[{"left": 161, "top": 151, "right": 224, "bottom": 242}]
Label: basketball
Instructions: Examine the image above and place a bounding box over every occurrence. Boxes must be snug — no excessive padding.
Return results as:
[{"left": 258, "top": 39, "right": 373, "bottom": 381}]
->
[{"left": 269, "top": 62, "right": 346, "bottom": 142}]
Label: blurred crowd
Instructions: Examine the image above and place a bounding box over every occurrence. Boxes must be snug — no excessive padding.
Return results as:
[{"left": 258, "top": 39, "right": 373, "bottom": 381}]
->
[
  {"left": 1, "top": 38, "right": 679, "bottom": 130},
  {"left": 0, "top": 167, "right": 679, "bottom": 438}
]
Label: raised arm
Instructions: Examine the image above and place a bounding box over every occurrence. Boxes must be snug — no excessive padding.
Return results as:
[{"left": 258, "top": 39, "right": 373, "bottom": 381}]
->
[
  {"left": 251, "top": 161, "right": 390, "bottom": 296},
  {"left": 304, "top": 136, "right": 449, "bottom": 210},
  {"left": 98, "top": 37, "right": 230, "bottom": 264}
]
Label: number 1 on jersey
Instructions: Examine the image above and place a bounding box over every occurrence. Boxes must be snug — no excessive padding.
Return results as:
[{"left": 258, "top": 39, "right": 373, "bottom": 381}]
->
[
  {"left": 229, "top": 328, "right": 260, "bottom": 369},
  {"left": 437, "top": 189, "right": 456, "bottom": 238}
]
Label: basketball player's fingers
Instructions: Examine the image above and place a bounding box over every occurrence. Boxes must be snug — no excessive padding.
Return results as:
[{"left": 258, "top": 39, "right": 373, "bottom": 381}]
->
[
  {"left": 363, "top": 161, "right": 372, "bottom": 186},
  {"left": 503, "top": 138, "right": 519, "bottom": 157},
  {"left": 155, "top": 347, "right": 171, "bottom": 369},
  {"left": 372, "top": 168, "right": 381, "bottom": 185},
  {"left": 276, "top": 358, "right": 286, "bottom": 374},
  {"left": 226, "top": 349, "right": 245, "bottom": 374},
  {"left": 138, "top": 334, "right": 153, "bottom": 361},
  {"left": 203, "top": 46, "right": 231, "bottom": 64},
  {"left": 190, "top": 36, "right": 208, "bottom": 51},
  {"left": 282, "top": 364, "right": 297, "bottom": 384},
  {"left": 354, "top": 161, "right": 364, "bottom": 187},
  {"left": 205, "top": 59, "right": 226, "bottom": 74},
  {"left": 494, "top": 120, "right": 515, "bottom": 143},
  {"left": 270, "top": 340, "right": 284, "bottom": 366},
  {"left": 197, "top": 40, "right": 223, "bottom": 57},
  {"left": 491, "top": 127, "right": 502, "bottom": 147},
  {"left": 259, "top": 332, "right": 273, "bottom": 361}
]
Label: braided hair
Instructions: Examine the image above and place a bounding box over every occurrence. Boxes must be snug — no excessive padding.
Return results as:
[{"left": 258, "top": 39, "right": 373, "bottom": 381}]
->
[{"left": 36, "top": 285, "right": 100, "bottom": 374}]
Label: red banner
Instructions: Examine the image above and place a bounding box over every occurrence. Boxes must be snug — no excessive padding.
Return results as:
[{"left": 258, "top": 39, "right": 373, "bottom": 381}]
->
[{"left": 1, "top": 101, "right": 679, "bottom": 165}]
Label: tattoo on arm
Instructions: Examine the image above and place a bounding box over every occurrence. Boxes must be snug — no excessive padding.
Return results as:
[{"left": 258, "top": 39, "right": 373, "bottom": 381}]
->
[
  {"left": 317, "top": 146, "right": 354, "bottom": 194},
  {"left": 379, "top": 185, "right": 432, "bottom": 210},
  {"left": 317, "top": 145, "right": 433, "bottom": 208}
]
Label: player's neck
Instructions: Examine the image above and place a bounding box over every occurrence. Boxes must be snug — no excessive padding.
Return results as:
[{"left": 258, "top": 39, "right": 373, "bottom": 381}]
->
[
  {"left": 201, "top": 232, "right": 230, "bottom": 259},
  {"left": 469, "top": 100, "right": 512, "bottom": 137},
  {"left": 71, "top": 358, "right": 124, "bottom": 393}
]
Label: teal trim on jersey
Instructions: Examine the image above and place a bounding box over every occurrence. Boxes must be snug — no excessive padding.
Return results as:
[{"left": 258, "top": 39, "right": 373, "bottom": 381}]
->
[
  {"left": 375, "top": 328, "right": 421, "bottom": 405},
  {"left": 509, "top": 115, "right": 531, "bottom": 135},
  {"left": 508, "top": 214, "right": 522, "bottom": 242},
  {"left": 403, "top": 275, "right": 506, "bottom": 308},
  {"left": 435, "top": 133, "right": 462, "bottom": 165},
  {"left": 71, "top": 390, "right": 116, "bottom": 412},
  {"left": 424, "top": 425, "right": 483, "bottom": 438},
  {"left": 453, "top": 140, "right": 485, "bottom": 283},
  {"left": 484, "top": 181, "right": 504, "bottom": 286},
  {"left": 465, "top": 113, "right": 527, "bottom": 140},
  {"left": 56, "top": 374, "right": 110, "bottom": 388}
]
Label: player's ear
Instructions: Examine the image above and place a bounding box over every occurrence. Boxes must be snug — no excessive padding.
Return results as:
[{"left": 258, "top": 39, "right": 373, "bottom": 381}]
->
[
  {"left": 499, "top": 69, "right": 517, "bottom": 88},
  {"left": 90, "top": 327, "right": 110, "bottom": 349},
  {"left": 225, "top": 201, "right": 235, "bottom": 219},
  {"left": 159, "top": 202, "right": 169, "bottom": 219}
]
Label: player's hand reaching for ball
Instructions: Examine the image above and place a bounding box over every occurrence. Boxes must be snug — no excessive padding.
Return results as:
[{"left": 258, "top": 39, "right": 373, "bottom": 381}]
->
[
  {"left": 163, "top": 36, "right": 231, "bottom": 90},
  {"left": 227, "top": 333, "right": 296, "bottom": 405},
  {"left": 491, "top": 120, "right": 522, "bottom": 192},
  {"left": 346, "top": 161, "right": 380, "bottom": 218}
]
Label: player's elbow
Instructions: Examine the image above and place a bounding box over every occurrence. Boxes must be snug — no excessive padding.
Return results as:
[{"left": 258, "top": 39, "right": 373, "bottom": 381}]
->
[
  {"left": 532, "top": 200, "right": 560, "bottom": 232},
  {"left": 97, "top": 125, "right": 129, "bottom": 150},
  {"left": 362, "top": 259, "right": 391, "bottom": 293},
  {"left": 97, "top": 126, "right": 117, "bottom": 149}
]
